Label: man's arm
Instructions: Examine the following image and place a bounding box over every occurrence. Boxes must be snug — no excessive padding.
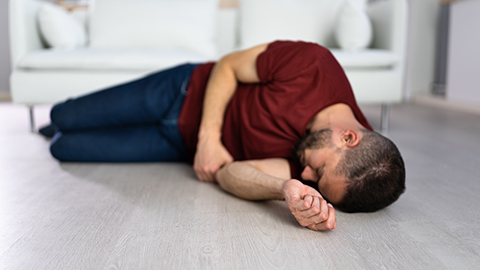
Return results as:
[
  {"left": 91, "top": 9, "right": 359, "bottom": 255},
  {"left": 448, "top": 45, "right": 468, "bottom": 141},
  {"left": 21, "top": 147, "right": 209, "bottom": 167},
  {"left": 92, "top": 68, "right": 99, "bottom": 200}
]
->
[
  {"left": 215, "top": 159, "right": 337, "bottom": 231},
  {"left": 215, "top": 159, "right": 289, "bottom": 200},
  {"left": 194, "top": 43, "right": 269, "bottom": 182}
]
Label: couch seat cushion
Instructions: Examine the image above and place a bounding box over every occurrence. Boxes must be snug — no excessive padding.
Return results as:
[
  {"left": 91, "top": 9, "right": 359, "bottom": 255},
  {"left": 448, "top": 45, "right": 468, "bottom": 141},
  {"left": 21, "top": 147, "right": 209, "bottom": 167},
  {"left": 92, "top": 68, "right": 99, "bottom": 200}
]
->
[
  {"left": 18, "top": 48, "right": 399, "bottom": 71},
  {"left": 330, "top": 49, "right": 400, "bottom": 69},
  {"left": 18, "top": 49, "right": 215, "bottom": 71}
]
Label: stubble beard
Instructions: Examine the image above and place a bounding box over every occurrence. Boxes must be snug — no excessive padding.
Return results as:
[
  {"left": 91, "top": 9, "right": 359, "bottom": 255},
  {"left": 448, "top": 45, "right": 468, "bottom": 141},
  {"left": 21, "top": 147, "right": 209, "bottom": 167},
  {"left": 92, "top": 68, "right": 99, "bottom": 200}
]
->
[{"left": 292, "top": 128, "right": 333, "bottom": 164}]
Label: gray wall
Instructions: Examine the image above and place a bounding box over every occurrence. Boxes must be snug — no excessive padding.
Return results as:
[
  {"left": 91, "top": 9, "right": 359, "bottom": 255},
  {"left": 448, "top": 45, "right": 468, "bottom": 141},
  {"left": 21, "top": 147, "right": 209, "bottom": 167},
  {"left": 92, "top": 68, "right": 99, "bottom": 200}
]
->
[
  {"left": 446, "top": 0, "right": 480, "bottom": 105},
  {"left": 0, "top": 0, "right": 11, "bottom": 92}
]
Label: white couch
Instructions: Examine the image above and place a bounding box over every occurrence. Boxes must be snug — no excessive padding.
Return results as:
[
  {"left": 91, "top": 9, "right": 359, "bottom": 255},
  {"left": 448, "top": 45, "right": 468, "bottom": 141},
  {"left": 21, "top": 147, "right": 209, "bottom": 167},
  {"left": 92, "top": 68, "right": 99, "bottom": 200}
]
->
[{"left": 9, "top": 0, "right": 407, "bottom": 132}]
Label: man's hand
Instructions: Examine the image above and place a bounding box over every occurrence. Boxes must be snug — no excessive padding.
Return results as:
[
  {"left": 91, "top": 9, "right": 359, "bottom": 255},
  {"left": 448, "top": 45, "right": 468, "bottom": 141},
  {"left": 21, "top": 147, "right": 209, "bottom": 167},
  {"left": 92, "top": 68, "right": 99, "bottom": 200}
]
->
[
  {"left": 193, "top": 135, "right": 234, "bottom": 183},
  {"left": 283, "top": 179, "right": 337, "bottom": 231}
]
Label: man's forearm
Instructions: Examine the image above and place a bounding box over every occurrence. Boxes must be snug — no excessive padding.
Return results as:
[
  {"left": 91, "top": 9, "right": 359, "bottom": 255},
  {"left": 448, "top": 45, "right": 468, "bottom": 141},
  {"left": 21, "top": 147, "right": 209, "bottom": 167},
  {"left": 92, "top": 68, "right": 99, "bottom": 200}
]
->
[
  {"left": 216, "top": 160, "right": 338, "bottom": 231},
  {"left": 215, "top": 161, "right": 286, "bottom": 201}
]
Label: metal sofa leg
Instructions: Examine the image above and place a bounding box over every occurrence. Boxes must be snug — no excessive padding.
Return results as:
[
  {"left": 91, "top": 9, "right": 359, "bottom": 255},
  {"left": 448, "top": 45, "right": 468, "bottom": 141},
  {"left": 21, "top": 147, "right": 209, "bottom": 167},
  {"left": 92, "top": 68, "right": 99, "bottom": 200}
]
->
[
  {"left": 381, "top": 103, "right": 389, "bottom": 134},
  {"left": 28, "top": 105, "right": 36, "bottom": 133}
]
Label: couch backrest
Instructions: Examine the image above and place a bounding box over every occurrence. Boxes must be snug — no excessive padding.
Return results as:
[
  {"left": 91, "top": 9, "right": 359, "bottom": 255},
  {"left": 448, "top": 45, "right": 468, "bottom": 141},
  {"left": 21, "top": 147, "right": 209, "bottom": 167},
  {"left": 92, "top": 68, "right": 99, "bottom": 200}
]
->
[
  {"left": 237, "top": 0, "right": 365, "bottom": 49},
  {"left": 84, "top": 0, "right": 369, "bottom": 53},
  {"left": 88, "top": 0, "right": 220, "bottom": 57},
  {"left": 9, "top": 0, "right": 407, "bottom": 63},
  {"left": 368, "top": 0, "right": 407, "bottom": 55},
  {"left": 9, "top": 0, "right": 44, "bottom": 68},
  {"left": 72, "top": 6, "right": 239, "bottom": 57}
]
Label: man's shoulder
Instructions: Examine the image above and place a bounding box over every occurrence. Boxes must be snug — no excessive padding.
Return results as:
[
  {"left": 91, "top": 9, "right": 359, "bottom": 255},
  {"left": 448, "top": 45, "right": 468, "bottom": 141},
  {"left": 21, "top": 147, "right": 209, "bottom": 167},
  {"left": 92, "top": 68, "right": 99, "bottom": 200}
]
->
[{"left": 268, "top": 40, "right": 330, "bottom": 55}]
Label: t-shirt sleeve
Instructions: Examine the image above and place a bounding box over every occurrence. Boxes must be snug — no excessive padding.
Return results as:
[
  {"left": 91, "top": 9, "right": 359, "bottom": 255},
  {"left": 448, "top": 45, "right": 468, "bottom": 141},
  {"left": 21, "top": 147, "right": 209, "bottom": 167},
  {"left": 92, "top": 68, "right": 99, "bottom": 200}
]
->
[
  {"left": 256, "top": 40, "right": 329, "bottom": 84},
  {"left": 288, "top": 159, "right": 302, "bottom": 180}
]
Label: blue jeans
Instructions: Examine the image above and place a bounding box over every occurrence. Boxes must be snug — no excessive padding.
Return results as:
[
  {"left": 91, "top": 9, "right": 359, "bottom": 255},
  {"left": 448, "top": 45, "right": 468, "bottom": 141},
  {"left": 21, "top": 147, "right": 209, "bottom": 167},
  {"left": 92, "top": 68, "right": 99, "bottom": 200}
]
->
[{"left": 49, "top": 63, "right": 199, "bottom": 162}]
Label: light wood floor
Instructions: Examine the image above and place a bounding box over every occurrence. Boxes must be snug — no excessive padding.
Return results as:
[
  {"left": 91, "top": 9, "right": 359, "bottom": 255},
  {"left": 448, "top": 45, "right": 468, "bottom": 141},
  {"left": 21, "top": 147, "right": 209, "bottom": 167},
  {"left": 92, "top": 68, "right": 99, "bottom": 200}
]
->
[{"left": 1, "top": 102, "right": 479, "bottom": 269}]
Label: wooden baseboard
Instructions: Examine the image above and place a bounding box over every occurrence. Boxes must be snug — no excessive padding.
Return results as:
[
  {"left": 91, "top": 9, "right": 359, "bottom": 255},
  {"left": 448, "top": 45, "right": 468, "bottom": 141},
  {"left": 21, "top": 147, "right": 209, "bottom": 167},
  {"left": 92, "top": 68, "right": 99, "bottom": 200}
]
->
[
  {"left": 0, "top": 91, "right": 11, "bottom": 102},
  {"left": 413, "top": 94, "right": 480, "bottom": 115}
]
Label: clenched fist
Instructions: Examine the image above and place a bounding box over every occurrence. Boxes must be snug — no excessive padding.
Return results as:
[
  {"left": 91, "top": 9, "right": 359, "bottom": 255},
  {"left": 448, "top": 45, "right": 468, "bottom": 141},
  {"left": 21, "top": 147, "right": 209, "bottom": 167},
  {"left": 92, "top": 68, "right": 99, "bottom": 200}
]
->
[
  {"left": 193, "top": 135, "right": 233, "bottom": 183},
  {"left": 283, "top": 179, "right": 337, "bottom": 231}
]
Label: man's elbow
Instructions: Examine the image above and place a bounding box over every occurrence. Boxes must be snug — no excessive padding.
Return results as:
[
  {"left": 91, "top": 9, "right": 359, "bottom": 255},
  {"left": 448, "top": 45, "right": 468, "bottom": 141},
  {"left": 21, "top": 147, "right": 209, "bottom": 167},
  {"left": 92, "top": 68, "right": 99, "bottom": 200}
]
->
[
  {"left": 215, "top": 161, "right": 259, "bottom": 200},
  {"left": 215, "top": 162, "right": 244, "bottom": 192}
]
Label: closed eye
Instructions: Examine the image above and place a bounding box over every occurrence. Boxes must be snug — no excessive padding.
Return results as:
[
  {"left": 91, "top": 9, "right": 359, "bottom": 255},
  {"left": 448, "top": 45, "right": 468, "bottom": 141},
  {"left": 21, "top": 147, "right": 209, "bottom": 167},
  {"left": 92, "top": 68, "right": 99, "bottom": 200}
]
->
[
  {"left": 315, "top": 165, "right": 325, "bottom": 182},
  {"left": 300, "top": 152, "right": 306, "bottom": 167}
]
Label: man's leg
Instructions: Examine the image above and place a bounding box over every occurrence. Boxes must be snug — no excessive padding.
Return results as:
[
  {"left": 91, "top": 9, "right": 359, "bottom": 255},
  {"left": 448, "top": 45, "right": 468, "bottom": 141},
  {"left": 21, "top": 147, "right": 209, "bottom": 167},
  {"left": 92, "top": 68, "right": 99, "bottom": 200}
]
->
[
  {"left": 50, "top": 124, "right": 186, "bottom": 162},
  {"left": 50, "top": 64, "right": 198, "bottom": 131}
]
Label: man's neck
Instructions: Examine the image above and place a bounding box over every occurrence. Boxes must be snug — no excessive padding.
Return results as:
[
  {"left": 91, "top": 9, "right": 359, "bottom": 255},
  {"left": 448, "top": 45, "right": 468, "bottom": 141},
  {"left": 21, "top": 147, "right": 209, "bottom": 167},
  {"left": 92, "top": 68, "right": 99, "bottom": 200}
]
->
[{"left": 307, "top": 103, "right": 364, "bottom": 132}]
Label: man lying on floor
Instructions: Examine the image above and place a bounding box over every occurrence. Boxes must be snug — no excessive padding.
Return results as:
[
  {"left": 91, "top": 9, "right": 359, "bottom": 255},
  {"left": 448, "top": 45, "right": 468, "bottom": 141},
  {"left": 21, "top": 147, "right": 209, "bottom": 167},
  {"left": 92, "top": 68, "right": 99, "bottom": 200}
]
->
[{"left": 39, "top": 40, "right": 406, "bottom": 231}]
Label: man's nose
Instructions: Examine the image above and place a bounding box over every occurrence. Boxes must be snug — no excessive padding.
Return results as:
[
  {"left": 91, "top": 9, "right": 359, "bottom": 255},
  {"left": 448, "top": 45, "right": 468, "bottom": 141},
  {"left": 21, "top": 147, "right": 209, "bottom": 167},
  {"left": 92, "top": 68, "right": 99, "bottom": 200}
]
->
[{"left": 301, "top": 166, "right": 315, "bottom": 181}]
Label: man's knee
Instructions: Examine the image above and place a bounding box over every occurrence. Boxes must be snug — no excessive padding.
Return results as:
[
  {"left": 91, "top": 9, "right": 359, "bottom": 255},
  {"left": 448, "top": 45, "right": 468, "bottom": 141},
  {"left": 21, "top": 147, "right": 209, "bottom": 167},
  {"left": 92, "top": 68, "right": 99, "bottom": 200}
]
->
[
  {"left": 50, "top": 132, "right": 69, "bottom": 161},
  {"left": 50, "top": 101, "right": 72, "bottom": 129}
]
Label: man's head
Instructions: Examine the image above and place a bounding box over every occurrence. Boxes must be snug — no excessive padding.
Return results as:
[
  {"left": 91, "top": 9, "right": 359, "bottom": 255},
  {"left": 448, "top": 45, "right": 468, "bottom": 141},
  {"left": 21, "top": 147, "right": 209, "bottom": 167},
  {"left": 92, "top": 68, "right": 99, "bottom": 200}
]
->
[{"left": 293, "top": 128, "right": 405, "bottom": 213}]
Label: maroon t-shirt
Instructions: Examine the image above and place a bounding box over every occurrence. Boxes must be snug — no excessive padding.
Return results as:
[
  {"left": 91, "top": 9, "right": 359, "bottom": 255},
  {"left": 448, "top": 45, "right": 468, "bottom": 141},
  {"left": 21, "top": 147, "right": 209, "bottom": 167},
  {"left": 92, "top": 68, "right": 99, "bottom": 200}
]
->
[{"left": 178, "top": 40, "right": 372, "bottom": 179}]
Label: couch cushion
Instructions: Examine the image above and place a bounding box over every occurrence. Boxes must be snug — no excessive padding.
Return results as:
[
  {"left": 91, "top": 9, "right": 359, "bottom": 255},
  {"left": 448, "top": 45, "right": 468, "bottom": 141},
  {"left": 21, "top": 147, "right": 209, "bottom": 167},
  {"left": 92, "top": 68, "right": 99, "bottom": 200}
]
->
[
  {"left": 18, "top": 48, "right": 398, "bottom": 71},
  {"left": 330, "top": 49, "right": 400, "bottom": 69},
  {"left": 18, "top": 49, "right": 214, "bottom": 71},
  {"left": 89, "top": 0, "right": 219, "bottom": 57},
  {"left": 335, "top": 0, "right": 372, "bottom": 51},
  {"left": 37, "top": 2, "right": 87, "bottom": 50},
  {"left": 239, "top": 0, "right": 367, "bottom": 49}
]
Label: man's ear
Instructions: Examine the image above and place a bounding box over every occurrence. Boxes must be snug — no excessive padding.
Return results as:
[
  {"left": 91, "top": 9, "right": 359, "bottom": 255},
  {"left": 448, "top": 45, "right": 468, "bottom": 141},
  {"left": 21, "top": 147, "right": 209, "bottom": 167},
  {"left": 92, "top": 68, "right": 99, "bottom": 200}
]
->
[{"left": 341, "top": 129, "right": 360, "bottom": 148}]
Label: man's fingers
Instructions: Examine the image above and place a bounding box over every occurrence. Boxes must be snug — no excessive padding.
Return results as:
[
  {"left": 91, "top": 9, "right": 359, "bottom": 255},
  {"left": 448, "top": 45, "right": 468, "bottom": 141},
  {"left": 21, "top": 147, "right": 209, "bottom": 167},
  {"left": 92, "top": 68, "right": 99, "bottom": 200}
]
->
[
  {"left": 197, "top": 164, "right": 221, "bottom": 182},
  {"left": 301, "top": 195, "right": 313, "bottom": 210},
  {"left": 193, "top": 159, "right": 214, "bottom": 182},
  {"left": 287, "top": 194, "right": 310, "bottom": 215},
  {"left": 296, "top": 197, "right": 331, "bottom": 227},
  {"left": 309, "top": 203, "right": 337, "bottom": 231},
  {"left": 302, "top": 186, "right": 323, "bottom": 199},
  {"left": 197, "top": 168, "right": 212, "bottom": 182},
  {"left": 205, "top": 170, "right": 216, "bottom": 183},
  {"left": 194, "top": 149, "right": 233, "bottom": 182},
  {"left": 224, "top": 153, "right": 234, "bottom": 164},
  {"left": 283, "top": 180, "right": 337, "bottom": 231},
  {"left": 296, "top": 196, "right": 319, "bottom": 223},
  {"left": 318, "top": 199, "right": 329, "bottom": 221},
  {"left": 326, "top": 203, "right": 337, "bottom": 229},
  {"left": 195, "top": 168, "right": 206, "bottom": 182},
  {"left": 292, "top": 196, "right": 319, "bottom": 228}
]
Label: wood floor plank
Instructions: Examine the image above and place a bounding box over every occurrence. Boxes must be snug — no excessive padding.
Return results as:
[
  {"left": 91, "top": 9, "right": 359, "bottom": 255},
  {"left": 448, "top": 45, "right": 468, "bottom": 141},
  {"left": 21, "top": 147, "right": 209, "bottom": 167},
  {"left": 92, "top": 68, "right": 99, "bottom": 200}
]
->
[{"left": 1, "top": 102, "right": 480, "bottom": 269}]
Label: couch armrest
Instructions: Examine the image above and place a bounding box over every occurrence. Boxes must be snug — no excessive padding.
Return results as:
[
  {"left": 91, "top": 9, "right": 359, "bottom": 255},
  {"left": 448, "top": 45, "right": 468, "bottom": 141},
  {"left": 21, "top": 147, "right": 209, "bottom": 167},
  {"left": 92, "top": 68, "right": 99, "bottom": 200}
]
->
[
  {"left": 9, "top": 0, "right": 46, "bottom": 69},
  {"left": 368, "top": 0, "right": 408, "bottom": 56}
]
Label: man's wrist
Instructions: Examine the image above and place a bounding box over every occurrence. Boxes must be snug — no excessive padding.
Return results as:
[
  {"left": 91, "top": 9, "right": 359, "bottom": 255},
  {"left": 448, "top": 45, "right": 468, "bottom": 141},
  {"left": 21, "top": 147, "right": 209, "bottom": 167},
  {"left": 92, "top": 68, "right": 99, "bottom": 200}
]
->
[
  {"left": 281, "top": 180, "right": 290, "bottom": 199},
  {"left": 198, "top": 127, "right": 222, "bottom": 142}
]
